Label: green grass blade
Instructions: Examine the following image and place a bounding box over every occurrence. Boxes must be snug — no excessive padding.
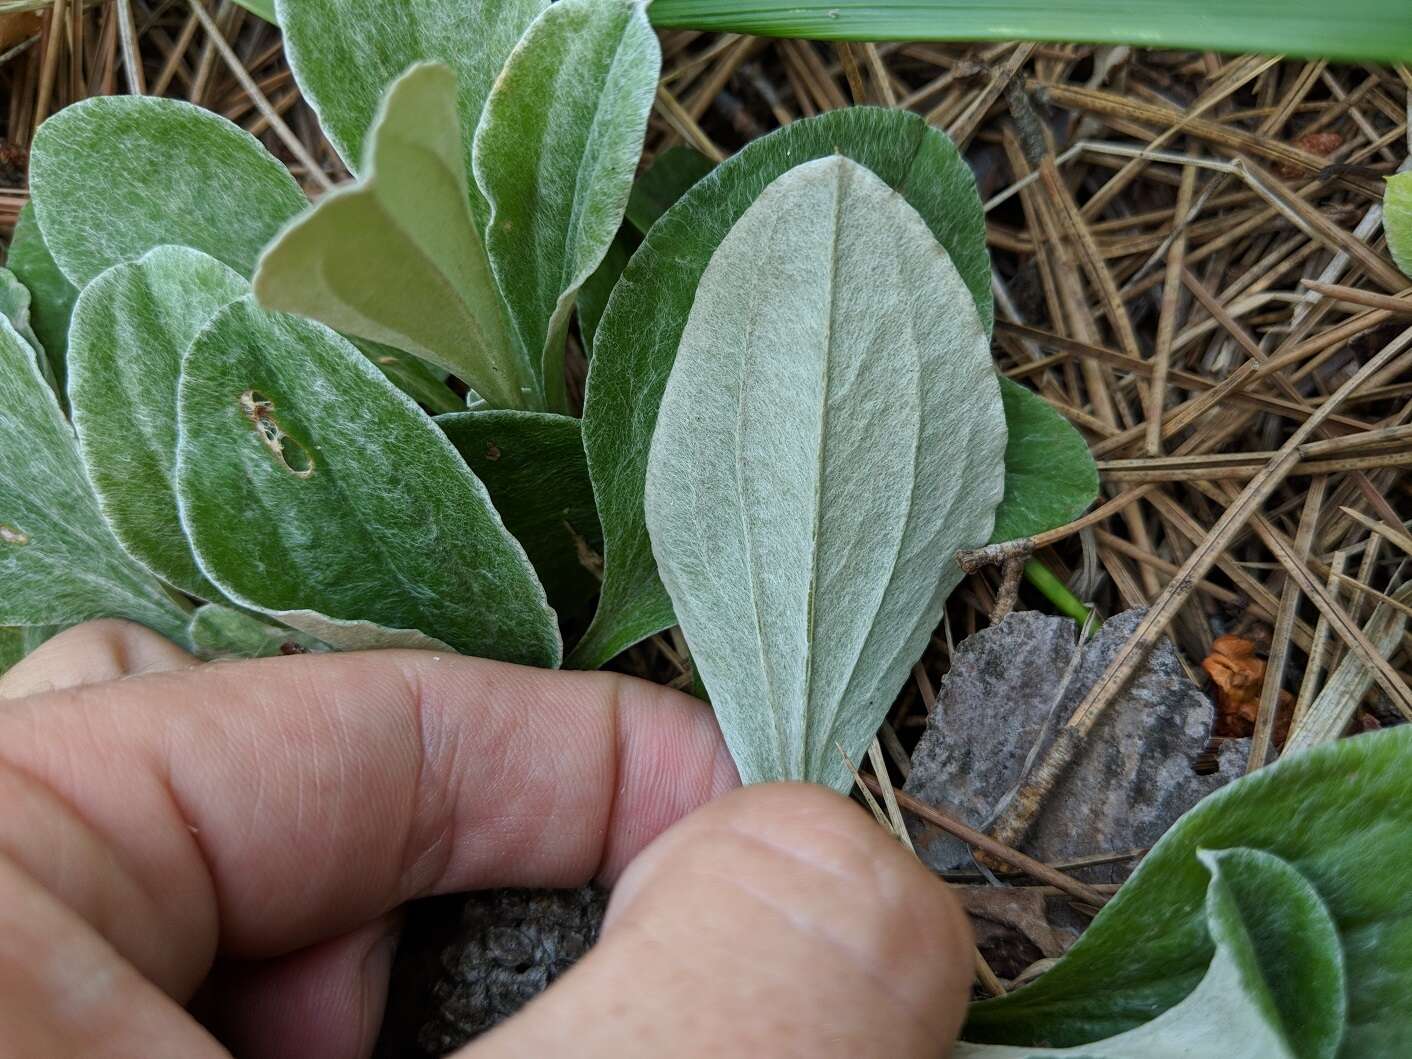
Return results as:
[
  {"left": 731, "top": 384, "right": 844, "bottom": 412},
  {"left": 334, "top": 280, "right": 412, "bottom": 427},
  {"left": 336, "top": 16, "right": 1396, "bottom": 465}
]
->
[{"left": 647, "top": 0, "right": 1412, "bottom": 63}]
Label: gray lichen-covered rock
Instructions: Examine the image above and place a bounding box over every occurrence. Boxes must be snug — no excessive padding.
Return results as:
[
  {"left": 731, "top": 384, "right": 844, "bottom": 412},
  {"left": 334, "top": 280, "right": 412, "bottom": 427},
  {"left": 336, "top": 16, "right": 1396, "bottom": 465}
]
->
[
  {"left": 903, "top": 608, "right": 1247, "bottom": 882},
  {"left": 375, "top": 886, "right": 608, "bottom": 1058}
]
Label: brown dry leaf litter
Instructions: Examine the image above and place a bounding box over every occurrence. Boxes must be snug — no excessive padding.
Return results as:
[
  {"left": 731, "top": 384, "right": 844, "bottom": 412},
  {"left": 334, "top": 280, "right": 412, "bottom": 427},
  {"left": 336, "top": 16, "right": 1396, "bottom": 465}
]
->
[{"left": 2, "top": 4, "right": 1409, "bottom": 1015}]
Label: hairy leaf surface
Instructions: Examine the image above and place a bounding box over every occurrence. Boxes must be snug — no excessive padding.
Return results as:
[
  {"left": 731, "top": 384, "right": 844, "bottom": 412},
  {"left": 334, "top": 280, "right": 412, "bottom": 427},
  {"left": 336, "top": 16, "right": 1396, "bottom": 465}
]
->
[
  {"left": 1387, "top": 172, "right": 1412, "bottom": 279},
  {"left": 5, "top": 204, "right": 78, "bottom": 380},
  {"left": 0, "top": 319, "right": 191, "bottom": 641},
  {"left": 439, "top": 410, "right": 602, "bottom": 615},
  {"left": 69, "top": 247, "right": 248, "bottom": 599},
  {"left": 646, "top": 157, "right": 1005, "bottom": 791},
  {"left": 475, "top": 0, "right": 658, "bottom": 411},
  {"left": 962, "top": 726, "right": 1412, "bottom": 1056},
  {"left": 254, "top": 64, "right": 535, "bottom": 411},
  {"left": 177, "top": 297, "right": 561, "bottom": 664},
  {"left": 30, "top": 97, "right": 307, "bottom": 287},
  {"left": 993, "top": 377, "right": 1098, "bottom": 543},
  {"left": 572, "top": 107, "right": 992, "bottom": 670},
  {"left": 277, "top": 0, "right": 544, "bottom": 219}
]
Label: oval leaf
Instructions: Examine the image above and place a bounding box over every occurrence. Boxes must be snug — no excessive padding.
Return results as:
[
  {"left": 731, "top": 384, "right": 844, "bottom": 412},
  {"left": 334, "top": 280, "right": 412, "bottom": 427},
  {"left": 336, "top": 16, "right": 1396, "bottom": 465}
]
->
[
  {"left": 0, "top": 318, "right": 191, "bottom": 641},
  {"left": 993, "top": 377, "right": 1099, "bottom": 544},
  {"left": 276, "top": 0, "right": 545, "bottom": 212},
  {"left": 69, "top": 247, "right": 249, "bottom": 598},
  {"left": 571, "top": 106, "right": 993, "bottom": 670},
  {"left": 474, "top": 0, "right": 660, "bottom": 410},
  {"left": 646, "top": 157, "right": 1006, "bottom": 791},
  {"left": 254, "top": 63, "right": 535, "bottom": 411},
  {"left": 30, "top": 97, "right": 307, "bottom": 288},
  {"left": 176, "top": 296, "right": 561, "bottom": 665},
  {"left": 438, "top": 410, "right": 602, "bottom": 615}
]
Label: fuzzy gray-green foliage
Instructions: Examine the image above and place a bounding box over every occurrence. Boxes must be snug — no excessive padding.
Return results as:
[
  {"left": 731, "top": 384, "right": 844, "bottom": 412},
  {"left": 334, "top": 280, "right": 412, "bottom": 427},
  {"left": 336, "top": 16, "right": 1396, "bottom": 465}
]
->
[
  {"left": 29, "top": 96, "right": 307, "bottom": 288},
  {"left": 474, "top": 0, "right": 659, "bottom": 411},
  {"left": 0, "top": 317, "right": 191, "bottom": 642},
  {"left": 646, "top": 157, "right": 1006, "bottom": 791},
  {"left": 176, "top": 297, "right": 560, "bottom": 664},
  {"left": 68, "top": 247, "right": 248, "bottom": 599},
  {"left": 254, "top": 64, "right": 532, "bottom": 410}
]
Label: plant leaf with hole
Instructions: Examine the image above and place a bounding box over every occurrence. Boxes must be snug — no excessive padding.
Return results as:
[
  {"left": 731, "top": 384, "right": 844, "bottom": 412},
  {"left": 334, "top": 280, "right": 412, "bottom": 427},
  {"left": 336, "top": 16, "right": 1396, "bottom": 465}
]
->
[
  {"left": 626, "top": 145, "right": 716, "bottom": 234},
  {"left": 646, "top": 157, "right": 1006, "bottom": 791},
  {"left": 1387, "top": 172, "right": 1412, "bottom": 279},
  {"left": 956, "top": 848, "right": 1344, "bottom": 1058},
  {"left": 475, "top": 0, "right": 659, "bottom": 412},
  {"left": 571, "top": 107, "right": 992, "bottom": 670},
  {"left": 992, "top": 377, "right": 1098, "bottom": 544},
  {"left": 961, "top": 725, "right": 1412, "bottom": 1056},
  {"left": 439, "top": 410, "right": 602, "bottom": 615},
  {"left": 6, "top": 204, "right": 78, "bottom": 381},
  {"left": 276, "top": 0, "right": 545, "bottom": 215},
  {"left": 254, "top": 63, "right": 537, "bottom": 411},
  {"left": 176, "top": 296, "right": 561, "bottom": 664},
  {"left": 29, "top": 97, "right": 307, "bottom": 288},
  {"left": 0, "top": 318, "right": 192, "bottom": 642},
  {"left": 69, "top": 247, "right": 248, "bottom": 600},
  {"left": 647, "top": 0, "right": 1412, "bottom": 62}
]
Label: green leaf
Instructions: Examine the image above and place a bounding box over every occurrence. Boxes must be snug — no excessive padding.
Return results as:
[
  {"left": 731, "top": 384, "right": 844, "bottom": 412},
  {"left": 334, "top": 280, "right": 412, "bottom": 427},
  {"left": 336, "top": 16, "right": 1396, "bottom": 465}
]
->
[
  {"left": 29, "top": 96, "right": 307, "bottom": 288},
  {"left": 352, "top": 338, "right": 465, "bottom": 415},
  {"left": 233, "top": 0, "right": 276, "bottom": 21},
  {"left": 276, "top": 0, "right": 545, "bottom": 216},
  {"left": 992, "top": 377, "right": 1098, "bottom": 544},
  {"left": 68, "top": 247, "right": 248, "bottom": 599},
  {"left": 5, "top": 203, "right": 79, "bottom": 382},
  {"left": 0, "top": 318, "right": 191, "bottom": 641},
  {"left": 577, "top": 235, "right": 632, "bottom": 356},
  {"left": 571, "top": 107, "right": 992, "bottom": 670},
  {"left": 254, "top": 63, "right": 537, "bottom": 411},
  {"left": 626, "top": 145, "right": 716, "bottom": 234},
  {"left": 956, "top": 848, "right": 1345, "bottom": 1058},
  {"left": 1386, "top": 172, "right": 1412, "bottom": 280},
  {"left": 176, "top": 296, "right": 561, "bottom": 665},
  {"left": 647, "top": 0, "right": 1412, "bottom": 63},
  {"left": 188, "top": 604, "right": 323, "bottom": 659},
  {"left": 646, "top": 157, "right": 1005, "bottom": 791},
  {"left": 438, "top": 410, "right": 602, "bottom": 616},
  {"left": 962, "top": 726, "right": 1412, "bottom": 1056},
  {"left": 475, "top": 0, "right": 659, "bottom": 413},
  {"left": 0, "top": 268, "right": 44, "bottom": 359}
]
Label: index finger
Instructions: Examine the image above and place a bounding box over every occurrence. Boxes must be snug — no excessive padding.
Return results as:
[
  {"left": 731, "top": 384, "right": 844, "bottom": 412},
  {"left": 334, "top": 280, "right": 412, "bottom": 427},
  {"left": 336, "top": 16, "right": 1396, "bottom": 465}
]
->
[{"left": 0, "top": 645, "right": 736, "bottom": 997}]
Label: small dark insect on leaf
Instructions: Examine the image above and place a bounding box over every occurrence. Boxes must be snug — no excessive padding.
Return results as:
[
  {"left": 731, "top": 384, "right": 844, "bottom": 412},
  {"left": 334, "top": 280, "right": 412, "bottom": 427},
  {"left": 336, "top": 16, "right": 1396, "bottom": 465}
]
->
[{"left": 485, "top": 442, "right": 502, "bottom": 461}]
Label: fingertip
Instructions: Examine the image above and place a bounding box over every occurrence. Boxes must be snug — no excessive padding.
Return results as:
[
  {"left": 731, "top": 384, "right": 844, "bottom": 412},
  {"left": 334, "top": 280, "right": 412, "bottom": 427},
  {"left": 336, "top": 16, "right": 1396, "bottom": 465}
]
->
[{"left": 474, "top": 782, "right": 974, "bottom": 1058}]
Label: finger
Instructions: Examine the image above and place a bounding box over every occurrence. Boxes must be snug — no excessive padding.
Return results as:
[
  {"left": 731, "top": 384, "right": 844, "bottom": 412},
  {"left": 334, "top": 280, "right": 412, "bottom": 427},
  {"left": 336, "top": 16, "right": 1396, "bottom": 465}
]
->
[
  {"left": 0, "top": 649, "right": 736, "bottom": 1001},
  {"left": 467, "top": 784, "right": 974, "bottom": 1059},
  {"left": 197, "top": 913, "right": 401, "bottom": 1059},
  {"left": 0, "top": 618, "right": 197, "bottom": 699}
]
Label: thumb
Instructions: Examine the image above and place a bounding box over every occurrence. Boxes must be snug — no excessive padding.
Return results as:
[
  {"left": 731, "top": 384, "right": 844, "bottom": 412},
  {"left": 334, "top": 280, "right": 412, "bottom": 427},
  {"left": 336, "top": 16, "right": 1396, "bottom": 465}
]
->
[{"left": 464, "top": 783, "right": 974, "bottom": 1058}]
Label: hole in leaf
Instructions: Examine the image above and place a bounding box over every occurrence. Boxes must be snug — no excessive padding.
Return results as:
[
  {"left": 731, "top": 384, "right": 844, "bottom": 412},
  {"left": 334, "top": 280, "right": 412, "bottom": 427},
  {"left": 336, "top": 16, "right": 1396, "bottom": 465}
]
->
[
  {"left": 0, "top": 523, "right": 29, "bottom": 546},
  {"left": 239, "top": 390, "right": 316, "bottom": 480}
]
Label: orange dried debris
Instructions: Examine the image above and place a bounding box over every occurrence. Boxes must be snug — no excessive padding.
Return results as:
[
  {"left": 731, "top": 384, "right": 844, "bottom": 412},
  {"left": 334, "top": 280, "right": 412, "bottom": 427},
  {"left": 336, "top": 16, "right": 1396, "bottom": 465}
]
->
[{"left": 1201, "top": 634, "right": 1294, "bottom": 743}]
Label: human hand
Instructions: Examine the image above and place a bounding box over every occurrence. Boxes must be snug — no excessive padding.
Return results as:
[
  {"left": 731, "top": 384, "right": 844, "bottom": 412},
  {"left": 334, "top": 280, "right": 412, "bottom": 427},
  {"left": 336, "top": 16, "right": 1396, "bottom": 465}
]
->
[{"left": 0, "top": 621, "right": 972, "bottom": 1058}]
